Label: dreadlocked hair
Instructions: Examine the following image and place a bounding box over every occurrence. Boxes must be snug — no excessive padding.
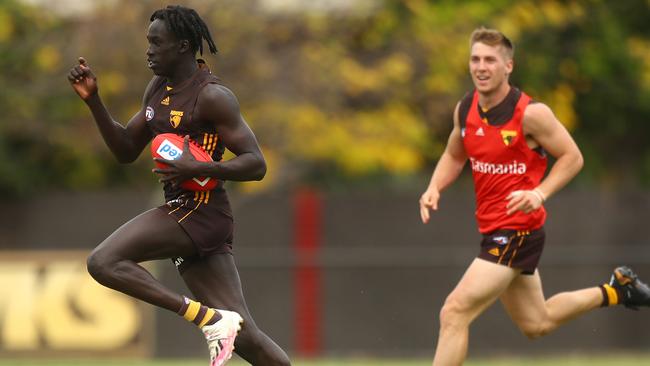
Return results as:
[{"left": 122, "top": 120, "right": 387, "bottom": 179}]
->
[{"left": 150, "top": 5, "right": 218, "bottom": 55}]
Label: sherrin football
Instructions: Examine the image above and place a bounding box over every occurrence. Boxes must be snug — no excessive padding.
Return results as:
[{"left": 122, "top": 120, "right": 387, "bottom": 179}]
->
[{"left": 151, "top": 133, "right": 218, "bottom": 191}]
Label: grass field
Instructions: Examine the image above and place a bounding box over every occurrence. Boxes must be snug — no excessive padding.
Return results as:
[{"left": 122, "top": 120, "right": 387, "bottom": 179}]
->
[{"left": 3, "top": 355, "right": 650, "bottom": 366}]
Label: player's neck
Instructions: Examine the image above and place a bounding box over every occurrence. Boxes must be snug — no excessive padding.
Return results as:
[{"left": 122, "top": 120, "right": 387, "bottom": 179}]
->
[
  {"left": 478, "top": 83, "right": 511, "bottom": 111},
  {"left": 166, "top": 59, "right": 199, "bottom": 87}
]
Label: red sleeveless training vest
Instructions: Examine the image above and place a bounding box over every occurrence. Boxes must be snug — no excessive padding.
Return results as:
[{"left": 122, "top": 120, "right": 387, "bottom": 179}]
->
[{"left": 462, "top": 90, "right": 547, "bottom": 233}]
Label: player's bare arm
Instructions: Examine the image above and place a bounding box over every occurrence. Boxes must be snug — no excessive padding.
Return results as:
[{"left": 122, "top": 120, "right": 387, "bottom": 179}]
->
[
  {"left": 420, "top": 102, "right": 468, "bottom": 223},
  {"left": 506, "top": 102, "right": 584, "bottom": 215},
  {"left": 154, "top": 84, "right": 266, "bottom": 185},
  {"left": 68, "top": 57, "right": 154, "bottom": 163}
]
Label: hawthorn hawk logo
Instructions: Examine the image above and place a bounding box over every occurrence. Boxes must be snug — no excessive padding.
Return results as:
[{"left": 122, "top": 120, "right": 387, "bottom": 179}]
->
[
  {"left": 500, "top": 130, "right": 517, "bottom": 146},
  {"left": 169, "top": 110, "right": 184, "bottom": 128}
]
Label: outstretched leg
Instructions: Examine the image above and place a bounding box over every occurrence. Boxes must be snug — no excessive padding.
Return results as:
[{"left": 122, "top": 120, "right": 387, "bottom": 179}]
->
[
  {"left": 500, "top": 269, "right": 602, "bottom": 339},
  {"left": 86, "top": 208, "right": 196, "bottom": 312},
  {"left": 432, "top": 258, "right": 519, "bottom": 366},
  {"left": 502, "top": 266, "right": 650, "bottom": 339},
  {"left": 181, "top": 253, "right": 291, "bottom": 366}
]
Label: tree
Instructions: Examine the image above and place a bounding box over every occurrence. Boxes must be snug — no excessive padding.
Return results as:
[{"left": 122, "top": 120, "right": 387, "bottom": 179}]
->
[{"left": 2, "top": 0, "right": 650, "bottom": 196}]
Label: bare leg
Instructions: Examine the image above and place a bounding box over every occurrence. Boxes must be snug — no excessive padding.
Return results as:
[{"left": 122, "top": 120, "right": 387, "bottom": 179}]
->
[
  {"left": 500, "top": 269, "right": 602, "bottom": 339},
  {"left": 433, "top": 259, "right": 520, "bottom": 366},
  {"left": 181, "top": 253, "right": 291, "bottom": 366},
  {"left": 86, "top": 208, "right": 196, "bottom": 312}
]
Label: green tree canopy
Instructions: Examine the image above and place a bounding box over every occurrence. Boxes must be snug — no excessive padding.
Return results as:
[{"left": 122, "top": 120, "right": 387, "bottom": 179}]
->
[{"left": 2, "top": 0, "right": 650, "bottom": 196}]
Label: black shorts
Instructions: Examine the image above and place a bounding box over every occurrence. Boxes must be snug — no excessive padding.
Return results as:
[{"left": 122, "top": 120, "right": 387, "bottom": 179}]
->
[
  {"left": 477, "top": 227, "right": 545, "bottom": 275},
  {"left": 158, "top": 189, "right": 234, "bottom": 273}
]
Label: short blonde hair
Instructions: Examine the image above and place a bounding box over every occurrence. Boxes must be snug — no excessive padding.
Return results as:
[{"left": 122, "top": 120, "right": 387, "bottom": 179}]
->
[{"left": 470, "top": 27, "right": 514, "bottom": 59}]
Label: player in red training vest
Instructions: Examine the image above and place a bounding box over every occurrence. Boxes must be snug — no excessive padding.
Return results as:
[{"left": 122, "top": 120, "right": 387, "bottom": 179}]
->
[
  {"left": 68, "top": 5, "right": 290, "bottom": 366},
  {"left": 419, "top": 27, "right": 650, "bottom": 366}
]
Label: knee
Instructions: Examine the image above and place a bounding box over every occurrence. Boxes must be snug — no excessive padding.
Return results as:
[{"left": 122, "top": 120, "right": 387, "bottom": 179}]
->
[
  {"left": 520, "top": 322, "right": 551, "bottom": 340},
  {"left": 438, "top": 295, "right": 471, "bottom": 330},
  {"left": 86, "top": 249, "right": 115, "bottom": 285}
]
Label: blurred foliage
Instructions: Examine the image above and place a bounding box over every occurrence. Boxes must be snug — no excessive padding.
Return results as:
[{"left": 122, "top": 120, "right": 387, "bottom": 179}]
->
[{"left": 2, "top": 0, "right": 650, "bottom": 196}]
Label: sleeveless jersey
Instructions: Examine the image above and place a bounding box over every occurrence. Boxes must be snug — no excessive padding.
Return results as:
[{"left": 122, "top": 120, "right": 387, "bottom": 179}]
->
[
  {"left": 145, "top": 64, "right": 225, "bottom": 201},
  {"left": 460, "top": 89, "right": 547, "bottom": 233}
]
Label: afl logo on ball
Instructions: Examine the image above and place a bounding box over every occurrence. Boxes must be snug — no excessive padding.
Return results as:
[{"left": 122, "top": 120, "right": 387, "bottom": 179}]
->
[{"left": 145, "top": 106, "right": 155, "bottom": 121}]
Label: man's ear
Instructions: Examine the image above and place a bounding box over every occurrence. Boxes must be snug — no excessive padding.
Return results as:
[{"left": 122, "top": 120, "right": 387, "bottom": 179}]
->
[
  {"left": 505, "top": 58, "right": 514, "bottom": 76},
  {"left": 178, "top": 39, "right": 191, "bottom": 54}
]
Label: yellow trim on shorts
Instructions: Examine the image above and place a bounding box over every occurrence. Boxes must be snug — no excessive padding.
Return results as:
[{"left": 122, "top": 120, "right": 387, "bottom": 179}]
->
[
  {"left": 507, "top": 236, "right": 526, "bottom": 267},
  {"left": 167, "top": 205, "right": 182, "bottom": 215},
  {"left": 178, "top": 201, "right": 202, "bottom": 223}
]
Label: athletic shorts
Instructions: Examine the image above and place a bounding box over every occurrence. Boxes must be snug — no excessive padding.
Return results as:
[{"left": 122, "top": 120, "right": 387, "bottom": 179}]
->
[
  {"left": 477, "top": 227, "right": 545, "bottom": 275},
  {"left": 157, "top": 189, "right": 234, "bottom": 273}
]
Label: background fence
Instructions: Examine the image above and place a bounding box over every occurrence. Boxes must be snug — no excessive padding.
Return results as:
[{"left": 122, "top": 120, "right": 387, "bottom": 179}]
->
[{"left": 1, "top": 186, "right": 648, "bottom": 358}]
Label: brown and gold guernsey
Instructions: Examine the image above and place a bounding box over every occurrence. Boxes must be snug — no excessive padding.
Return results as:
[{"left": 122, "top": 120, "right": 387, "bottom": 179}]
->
[{"left": 145, "top": 63, "right": 226, "bottom": 202}]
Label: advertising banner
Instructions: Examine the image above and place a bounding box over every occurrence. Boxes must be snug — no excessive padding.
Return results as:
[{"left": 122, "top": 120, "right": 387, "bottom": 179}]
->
[{"left": 0, "top": 251, "right": 153, "bottom": 357}]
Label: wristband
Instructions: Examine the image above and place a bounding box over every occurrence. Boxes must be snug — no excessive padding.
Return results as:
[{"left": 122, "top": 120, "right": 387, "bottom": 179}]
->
[{"left": 532, "top": 188, "right": 546, "bottom": 203}]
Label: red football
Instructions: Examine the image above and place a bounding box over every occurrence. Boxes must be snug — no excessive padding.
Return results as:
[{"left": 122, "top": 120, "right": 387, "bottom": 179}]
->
[{"left": 151, "top": 133, "right": 218, "bottom": 191}]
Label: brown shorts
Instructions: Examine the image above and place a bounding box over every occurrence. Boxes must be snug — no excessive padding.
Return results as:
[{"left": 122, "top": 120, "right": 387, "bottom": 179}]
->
[
  {"left": 158, "top": 189, "right": 234, "bottom": 273},
  {"left": 478, "top": 227, "right": 545, "bottom": 275}
]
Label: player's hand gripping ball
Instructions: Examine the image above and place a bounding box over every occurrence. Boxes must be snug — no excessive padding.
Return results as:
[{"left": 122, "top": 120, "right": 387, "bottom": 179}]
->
[{"left": 151, "top": 133, "right": 218, "bottom": 191}]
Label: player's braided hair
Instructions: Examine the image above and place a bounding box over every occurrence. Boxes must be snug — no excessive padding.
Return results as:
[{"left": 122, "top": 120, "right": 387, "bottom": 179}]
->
[{"left": 150, "top": 5, "right": 218, "bottom": 55}]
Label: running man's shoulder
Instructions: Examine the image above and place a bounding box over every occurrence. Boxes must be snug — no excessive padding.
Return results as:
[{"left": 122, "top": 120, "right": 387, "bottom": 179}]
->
[
  {"left": 200, "top": 83, "right": 239, "bottom": 105},
  {"left": 523, "top": 102, "right": 557, "bottom": 125},
  {"left": 522, "top": 101, "right": 563, "bottom": 138},
  {"left": 196, "top": 82, "right": 242, "bottom": 123}
]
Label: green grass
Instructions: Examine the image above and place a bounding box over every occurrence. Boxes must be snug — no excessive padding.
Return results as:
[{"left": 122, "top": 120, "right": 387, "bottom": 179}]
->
[{"left": 2, "top": 355, "right": 650, "bottom": 366}]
